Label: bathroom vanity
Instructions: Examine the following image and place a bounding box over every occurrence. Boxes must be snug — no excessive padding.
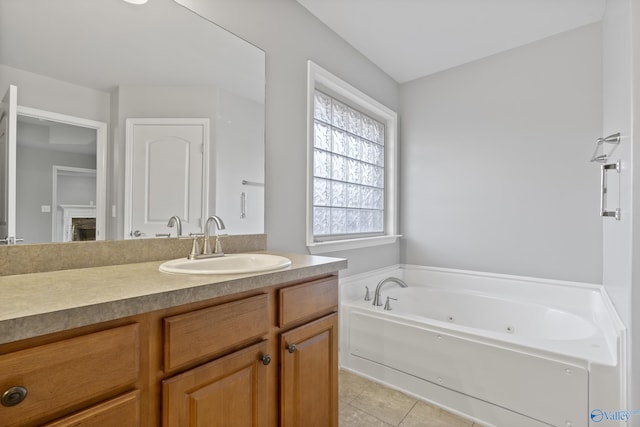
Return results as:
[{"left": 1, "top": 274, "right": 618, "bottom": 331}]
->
[{"left": 0, "top": 251, "right": 346, "bottom": 426}]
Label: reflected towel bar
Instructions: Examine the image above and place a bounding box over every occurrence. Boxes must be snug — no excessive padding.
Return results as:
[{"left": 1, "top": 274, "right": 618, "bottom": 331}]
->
[
  {"left": 600, "top": 161, "right": 620, "bottom": 220},
  {"left": 242, "top": 180, "right": 264, "bottom": 187}
]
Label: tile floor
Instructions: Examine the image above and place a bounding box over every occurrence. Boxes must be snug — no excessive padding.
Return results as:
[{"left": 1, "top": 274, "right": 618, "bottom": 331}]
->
[{"left": 339, "top": 370, "right": 484, "bottom": 427}]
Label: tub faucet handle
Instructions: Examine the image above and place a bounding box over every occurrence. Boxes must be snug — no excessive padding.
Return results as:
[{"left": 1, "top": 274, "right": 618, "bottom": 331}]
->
[
  {"left": 384, "top": 297, "right": 398, "bottom": 311},
  {"left": 364, "top": 286, "right": 371, "bottom": 301}
]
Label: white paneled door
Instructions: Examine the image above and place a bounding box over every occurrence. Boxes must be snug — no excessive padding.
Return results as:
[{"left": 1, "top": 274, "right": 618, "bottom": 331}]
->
[
  {"left": 0, "top": 85, "right": 18, "bottom": 244},
  {"left": 124, "top": 118, "right": 209, "bottom": 239}
]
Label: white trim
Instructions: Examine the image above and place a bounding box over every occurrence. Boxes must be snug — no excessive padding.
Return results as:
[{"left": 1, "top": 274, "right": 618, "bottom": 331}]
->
[
  {"left": 16, "top": 105, "right": 107, "bottom": 241},
  {"left": 306, "top": 60, "right": 399, "bottom": 252},
  {"left": 308, "top": 234, "right": 401, "bottom": 254},
  {"left": 2, "top": 85, "right": 17, "bottom": 242}
]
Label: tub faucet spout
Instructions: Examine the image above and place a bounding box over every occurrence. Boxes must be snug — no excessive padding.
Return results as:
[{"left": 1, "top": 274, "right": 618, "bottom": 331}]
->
[{"left": 372, "top": 277, "right": 408, "bottom": 306}]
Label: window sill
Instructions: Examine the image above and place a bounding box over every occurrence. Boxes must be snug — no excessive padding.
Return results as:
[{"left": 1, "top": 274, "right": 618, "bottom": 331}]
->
[{"left": 307, "top": 235, "right": 401, "bottom": 254}]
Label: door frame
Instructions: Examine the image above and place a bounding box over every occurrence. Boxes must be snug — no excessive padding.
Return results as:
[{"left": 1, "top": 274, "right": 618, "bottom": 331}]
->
[
  {"left": 17, "top": 105, "right": 108, "bottom": 241},
  {"left": 124, "top": 118, "right": 210, "bottom": 239},
  {"left": 0, "top": 85, "right": 17, "bottom": 243}
]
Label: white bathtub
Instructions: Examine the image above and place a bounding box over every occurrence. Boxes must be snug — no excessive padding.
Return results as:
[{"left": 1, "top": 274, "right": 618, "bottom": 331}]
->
[{"left": 340, "top": 266, "right": 626, "bottom": 427}]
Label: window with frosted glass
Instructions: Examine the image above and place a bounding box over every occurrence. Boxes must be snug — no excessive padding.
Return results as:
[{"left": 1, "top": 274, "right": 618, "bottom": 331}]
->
[{"left": 312, "top": 90, "right": 385, "bottom": 238}]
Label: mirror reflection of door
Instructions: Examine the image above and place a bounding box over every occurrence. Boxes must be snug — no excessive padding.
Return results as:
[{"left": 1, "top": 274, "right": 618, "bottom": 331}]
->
[
  {"left": 0, "top": 85, "right": 17, "bottom": 244},
  {"left": 14, "top": 107, "right": 107, "bottom": 243},
  {"left": 125, "top": 118, "right": 210, "bottom": 239}
]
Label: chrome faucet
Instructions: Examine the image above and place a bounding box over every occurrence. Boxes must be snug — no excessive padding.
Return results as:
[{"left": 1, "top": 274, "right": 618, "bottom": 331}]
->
[
  {"left": 167, "top": 216, "right": 182, "bottom": 237},
  {"left": 372, "top": 277, "right": 408, "bottom": 306},
  {"left": 202, "top": 215, "right": 226, "bottom": 256},
  {"left": 187, "top": 215, "right": 226, "bottom": 260}
]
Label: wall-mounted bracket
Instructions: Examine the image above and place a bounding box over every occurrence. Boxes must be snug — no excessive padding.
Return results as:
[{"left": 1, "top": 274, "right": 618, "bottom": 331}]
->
[
  {"left": 591, "top": 132, "right": 621, "bottom": 163},
  {"left": 600, "top": 161, "right": 621, "bottom": 220}
]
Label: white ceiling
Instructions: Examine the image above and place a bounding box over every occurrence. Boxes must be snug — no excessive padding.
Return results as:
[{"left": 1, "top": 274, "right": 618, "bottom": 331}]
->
[
  {"left": 17, "top": 116, "right": 97, "bottom": 155},
  {"left": 296, "top": 0, "right": 606, "bottom": 83}
]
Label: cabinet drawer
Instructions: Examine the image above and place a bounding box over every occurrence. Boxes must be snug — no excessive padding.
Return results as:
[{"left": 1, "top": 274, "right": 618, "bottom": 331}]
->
[
  {"left": 43, "top": 390, "right": 140, "bottom": 427},
  {"left": 0, "top": 323, "right": 139, "bottom": 427},
  {"left": 164, "top": 294, "right": 269, "bottom": 371},
  {"left": 278, "top": 276, "right": 338, "bottom": 328}
]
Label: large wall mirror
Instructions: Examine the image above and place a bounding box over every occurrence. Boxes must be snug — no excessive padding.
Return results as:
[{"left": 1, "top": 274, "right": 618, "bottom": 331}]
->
[{"left": 0, "top": 0, "right": 265, "bottom": 244}]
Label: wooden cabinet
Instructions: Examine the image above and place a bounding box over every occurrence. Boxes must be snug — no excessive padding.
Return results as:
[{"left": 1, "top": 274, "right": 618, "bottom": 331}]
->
[
  {"left": 278, "top": 276, "right": 339, "bottom": 427},
  {"left": 159, "top": 275, "right": 339, "bottom": 427},
  {"left": 280, "top": 314, "right": 338, "bottom": 427},
  {"left": 160, "top": 292, "right": 272, "bottom": 426},
  {"left": 0, "top": 273, "right": 339, "bottom": 427}
]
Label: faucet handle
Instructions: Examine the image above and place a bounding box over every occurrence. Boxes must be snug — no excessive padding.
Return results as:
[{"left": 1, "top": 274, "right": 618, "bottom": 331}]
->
[
  {"left": 214, "top": 235, "right": 224, "bottom": 255},
  {"left": 384, "top": 297, "right": 398, "bottom": 311},
  {"left": 364, "top": 286, "right": 371, "bottom": 301},
  {"left": 188, "top": 237, "right": 200, "bottom": 259}
]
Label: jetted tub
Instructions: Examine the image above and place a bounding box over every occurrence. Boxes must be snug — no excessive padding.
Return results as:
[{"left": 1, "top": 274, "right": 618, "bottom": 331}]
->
[{"left": 340, "top": 266, "right": 626, "bottom": 427}]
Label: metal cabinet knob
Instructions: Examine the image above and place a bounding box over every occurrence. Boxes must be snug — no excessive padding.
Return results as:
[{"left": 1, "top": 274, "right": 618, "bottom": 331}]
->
[
  {"left": 260, "top": 354, "right": 272, "bottom": 365},
  {"left": 286, "top": 343, "right": 297, "bottom": 354},
  {"left": 2, "top": 386, "right": 28, "bottom": 407}
]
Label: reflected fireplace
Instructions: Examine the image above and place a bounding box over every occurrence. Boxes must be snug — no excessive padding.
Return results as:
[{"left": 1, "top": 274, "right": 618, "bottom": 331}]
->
[
  {"left": 60, "top": 205, "right": 97, "bottom": 242},
  {"left": 71, "top": 218, "right": 96, "bottom": 241}
]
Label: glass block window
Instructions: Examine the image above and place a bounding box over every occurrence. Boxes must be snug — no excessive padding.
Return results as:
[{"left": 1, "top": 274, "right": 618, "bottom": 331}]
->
[{"left": 312, "top": 90, "right": 385, "bottom": 239}]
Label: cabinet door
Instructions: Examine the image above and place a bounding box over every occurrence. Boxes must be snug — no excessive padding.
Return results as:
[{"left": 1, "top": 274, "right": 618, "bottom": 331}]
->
[
  {"left": 280, "top": 313, "right": 338, "bottom": 427},
  {"left": 162, "top": 341, "right": 269, "bottom": 427}
]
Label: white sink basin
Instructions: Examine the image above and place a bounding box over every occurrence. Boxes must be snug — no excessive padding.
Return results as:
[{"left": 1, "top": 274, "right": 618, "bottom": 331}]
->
[{"left": 159, "top": 253, "right": 292, "bottom": 275}]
